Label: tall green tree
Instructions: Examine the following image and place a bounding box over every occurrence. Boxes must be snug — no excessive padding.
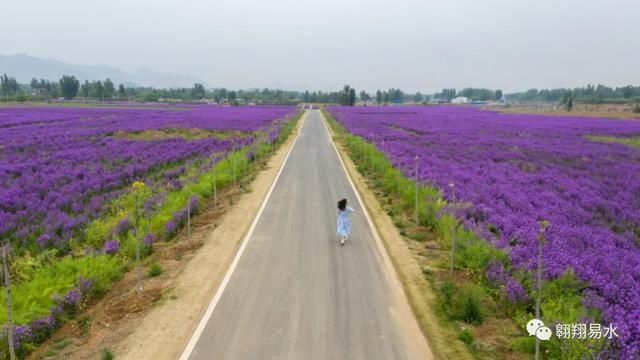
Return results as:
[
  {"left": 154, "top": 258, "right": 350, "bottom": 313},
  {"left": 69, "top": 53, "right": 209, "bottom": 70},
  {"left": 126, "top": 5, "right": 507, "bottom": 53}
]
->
[
  {"left": 93, "top": 80, "right": 104, "bottom": 100},
  {"left": 118, "top": 84, "right": 127, "bottom": 99},
  {"left": 59, "top": 75, "right": 80, "bottom": 100},
  {"left": 376, "top": 90, "right": 382, "bottom": 104},
  {"left": 228, "top": 90, "right": 237, "bottom": 103},
  {"left": 103, "top": 78, "right": 115, "bottom": 99},
  {"left": 1, "top": 74, "right": 19, "bottom": 99},
  {"left": 348, "top": 88, "right": 356, "bottom": 106},
  {"left": 191, "top": 83, "right": 206, "bottom": 99},
  {"left": 80, "top": 80, "right": 90, "bottom": 99}
]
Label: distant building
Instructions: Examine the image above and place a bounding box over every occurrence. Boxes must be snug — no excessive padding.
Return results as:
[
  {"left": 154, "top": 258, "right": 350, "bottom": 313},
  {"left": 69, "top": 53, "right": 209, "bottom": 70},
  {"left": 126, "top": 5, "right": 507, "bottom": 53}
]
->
[{"left": 452, "top": 96, "right": 470, "bottom": 104}]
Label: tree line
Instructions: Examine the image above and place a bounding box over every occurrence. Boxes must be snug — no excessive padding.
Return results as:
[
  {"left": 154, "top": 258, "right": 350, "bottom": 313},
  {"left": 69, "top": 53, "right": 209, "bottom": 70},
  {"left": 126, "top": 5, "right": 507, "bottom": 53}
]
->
[
  {"left": 506, "top": 84, "right": 640, "bottom": 104},
  {"left": 3, "top": 72, "right": 639, "bottom": 105}
]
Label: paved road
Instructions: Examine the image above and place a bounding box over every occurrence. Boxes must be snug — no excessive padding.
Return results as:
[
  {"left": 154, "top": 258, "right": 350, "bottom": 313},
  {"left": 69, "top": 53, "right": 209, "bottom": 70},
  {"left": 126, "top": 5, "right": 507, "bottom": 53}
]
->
[{"left": 183, "top": 110, "right": 430, "bottom": 360}]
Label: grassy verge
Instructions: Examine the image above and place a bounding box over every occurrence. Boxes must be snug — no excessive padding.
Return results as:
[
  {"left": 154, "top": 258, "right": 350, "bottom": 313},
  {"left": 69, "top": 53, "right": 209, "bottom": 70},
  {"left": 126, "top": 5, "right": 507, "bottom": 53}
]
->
[
  {"left": 322, "top": 108, "right": 604, "bottom": 359},
  {"left": 0, "top": 108, "right": 303, "bottom": 358},
  {"left": 586, "top": 135, "right": 640, "bottom": 148}
]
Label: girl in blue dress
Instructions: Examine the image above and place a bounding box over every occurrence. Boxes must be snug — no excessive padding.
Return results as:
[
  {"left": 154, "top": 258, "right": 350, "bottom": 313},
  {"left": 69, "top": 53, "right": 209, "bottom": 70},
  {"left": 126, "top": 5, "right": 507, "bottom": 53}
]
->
[{"left": 337, "top": 198, "right": 354, "bottom": 246}]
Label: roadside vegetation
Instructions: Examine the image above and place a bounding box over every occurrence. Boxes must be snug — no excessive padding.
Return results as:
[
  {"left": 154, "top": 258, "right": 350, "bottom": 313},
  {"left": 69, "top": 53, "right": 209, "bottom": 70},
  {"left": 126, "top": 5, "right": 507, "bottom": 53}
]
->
[
  {"left": 323, "top": 108, "right": 610, "bottom": 359},
  {"left": 0, "top": 106, "right": 303, "bottom": 358}
]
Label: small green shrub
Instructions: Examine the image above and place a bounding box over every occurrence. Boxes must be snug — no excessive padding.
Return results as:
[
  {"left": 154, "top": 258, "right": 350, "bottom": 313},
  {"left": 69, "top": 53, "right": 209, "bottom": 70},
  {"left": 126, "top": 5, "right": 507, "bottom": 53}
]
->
[
  {"left": 461, "top": 293, "right": 484, "bottom": 325},
  {"left": 509, "top": 336, "right": 535, "bottom": 354},
  {"left": 458, "top": 328, "right": 475, "bottom": 346},
  {"left": 437, "top": 282, "right": 485, "bottom": 325},
  {"left": 437, "top": 281, "right": 455, "bottom": 315},
  {"left": 148, "top": 263, "right": 164, "bottom": 277},
  {"left": 101, "top": 348, "right": 114, "bottom": 360},
  {"left": 78, "top": 316, "right": 93, "bottom": 337}
]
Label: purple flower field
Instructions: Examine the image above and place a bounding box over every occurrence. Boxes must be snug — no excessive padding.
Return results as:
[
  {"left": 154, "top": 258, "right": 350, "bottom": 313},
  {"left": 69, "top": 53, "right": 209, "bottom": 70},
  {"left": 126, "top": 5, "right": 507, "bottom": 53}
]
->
[
  {"left": 329, "top": 105, "right": 640, "bottom": 357},
  {"left": 0, "top": 105, "right": 297, "bottom": 251}
]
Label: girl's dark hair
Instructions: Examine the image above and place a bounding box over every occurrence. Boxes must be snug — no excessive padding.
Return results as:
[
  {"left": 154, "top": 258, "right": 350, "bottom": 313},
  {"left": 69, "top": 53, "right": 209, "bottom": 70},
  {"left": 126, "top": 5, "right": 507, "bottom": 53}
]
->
[{"left": 337, "top": 198, "right": 347, "bottom": 211}]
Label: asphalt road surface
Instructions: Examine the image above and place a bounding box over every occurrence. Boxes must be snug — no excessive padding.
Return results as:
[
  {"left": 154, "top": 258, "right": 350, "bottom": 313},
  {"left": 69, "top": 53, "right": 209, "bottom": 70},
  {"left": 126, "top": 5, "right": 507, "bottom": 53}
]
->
[{"left": 182, "top": 110, "right": 431, "bottom": 360}]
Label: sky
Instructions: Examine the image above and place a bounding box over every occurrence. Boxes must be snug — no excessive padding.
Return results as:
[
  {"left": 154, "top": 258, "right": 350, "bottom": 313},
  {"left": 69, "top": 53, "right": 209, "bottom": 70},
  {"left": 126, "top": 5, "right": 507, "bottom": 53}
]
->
[{"left": 1, "top": 0, "right": 639, "bottom": 93}]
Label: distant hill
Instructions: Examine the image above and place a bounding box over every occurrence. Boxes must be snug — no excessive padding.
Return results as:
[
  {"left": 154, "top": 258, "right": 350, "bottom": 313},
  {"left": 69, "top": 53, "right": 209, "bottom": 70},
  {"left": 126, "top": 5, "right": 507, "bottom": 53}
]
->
[{"left": 0, "top": 54, "right": 205, "bottom": 88}]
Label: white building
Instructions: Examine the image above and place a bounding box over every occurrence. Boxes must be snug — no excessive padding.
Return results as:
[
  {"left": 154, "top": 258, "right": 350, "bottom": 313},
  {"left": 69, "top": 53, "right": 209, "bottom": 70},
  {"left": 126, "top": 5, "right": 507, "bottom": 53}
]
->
[{"left": 451, "top": 96, "right": 470, "bottom": 104}]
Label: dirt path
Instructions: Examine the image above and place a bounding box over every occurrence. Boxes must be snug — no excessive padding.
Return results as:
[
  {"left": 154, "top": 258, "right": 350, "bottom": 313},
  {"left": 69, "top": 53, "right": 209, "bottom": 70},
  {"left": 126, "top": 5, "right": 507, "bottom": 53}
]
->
[{"left": 29, "top": 115, "right": 304, "bottom": 360}]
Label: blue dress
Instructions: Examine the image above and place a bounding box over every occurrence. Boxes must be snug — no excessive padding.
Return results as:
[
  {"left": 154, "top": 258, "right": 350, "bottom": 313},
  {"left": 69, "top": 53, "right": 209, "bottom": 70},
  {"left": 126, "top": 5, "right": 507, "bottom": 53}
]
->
[{"left": 336, "top": 207, "right": 354, "bottom": 238}]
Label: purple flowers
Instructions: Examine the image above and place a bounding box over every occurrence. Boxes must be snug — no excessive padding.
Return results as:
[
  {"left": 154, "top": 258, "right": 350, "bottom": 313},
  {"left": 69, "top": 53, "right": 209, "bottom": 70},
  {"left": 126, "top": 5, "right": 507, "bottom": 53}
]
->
[
  {"left": 3, "top": 279, "right": 94, "bottom": 352},
  {"left": 189, "top": 196, "right": 199, "bottom": 213},
  {"left": 114, "top": 217, "right": 131, "bottom": 235},
  {"left": 505, "top": 278, "right": 529, "bottom": 303},
  {"left": 64, "top": 288, "right": 82, "bottom": 307},
  {"left": 144, "top": 233, "right": 156, "bottom": 247},
  {"left": 165, "top": 220, "right": 177, "bottom": 236},
  {"left": 103, "top": 240, "right": 120, "bottom": 255},
  {"left": 37, "top": 233, "right": 52, "bottom": 248},
  {"left": 0, "top": 105, "right": 296, "bottom": 251},
  {"left": 10, "top": 325, "right": 33, "bottom": 350},
  {"left": 329, "top": 105, "right": 640, "bottom": 357}
]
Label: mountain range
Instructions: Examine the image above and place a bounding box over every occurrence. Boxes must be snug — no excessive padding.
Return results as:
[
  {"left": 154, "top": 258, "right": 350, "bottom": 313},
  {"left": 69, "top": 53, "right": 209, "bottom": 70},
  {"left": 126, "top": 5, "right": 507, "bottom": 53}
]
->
[{"left": 0, "top": 54, "right": 205, "bottom": 88}]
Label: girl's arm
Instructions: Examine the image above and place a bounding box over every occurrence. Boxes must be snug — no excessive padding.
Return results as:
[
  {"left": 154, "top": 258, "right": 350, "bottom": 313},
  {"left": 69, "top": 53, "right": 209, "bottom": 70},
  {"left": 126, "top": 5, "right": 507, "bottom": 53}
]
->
[{"left": 347, "top": 206, "right": 354, "bottom": 213}]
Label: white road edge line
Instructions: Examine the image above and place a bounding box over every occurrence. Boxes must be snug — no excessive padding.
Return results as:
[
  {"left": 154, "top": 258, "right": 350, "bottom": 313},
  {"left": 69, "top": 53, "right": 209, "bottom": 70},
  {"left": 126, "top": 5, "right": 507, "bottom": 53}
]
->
[
  {"left": 319, "top": 110, "right": 404, "bottom": 289},
  {"left": 179, "top": 111, "right": 305, "bottom": 360}
]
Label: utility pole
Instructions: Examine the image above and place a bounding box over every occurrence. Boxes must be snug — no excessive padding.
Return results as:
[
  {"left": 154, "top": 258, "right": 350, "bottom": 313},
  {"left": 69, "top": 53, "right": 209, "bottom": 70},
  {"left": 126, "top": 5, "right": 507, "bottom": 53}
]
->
[
  {"left": 2, "top": 244, "right": 16, "bottom": 360},
  {"left": 209, "top": 153, "right": 218, "bottom": 210},
  {"left": 132, "top": 182, "right": 146, "bottom": 298},
  {"left": 414, "top": 155, "right": 419, "bottom": 224},
  {"left": 535, "top": 221, "right": 549, "bottom": 360},
  {"left": 449, "top": 183, "right": 456, "bottom": 278},
  {"left": 187, "top": 199, "right": 191, "bottom": 242}
]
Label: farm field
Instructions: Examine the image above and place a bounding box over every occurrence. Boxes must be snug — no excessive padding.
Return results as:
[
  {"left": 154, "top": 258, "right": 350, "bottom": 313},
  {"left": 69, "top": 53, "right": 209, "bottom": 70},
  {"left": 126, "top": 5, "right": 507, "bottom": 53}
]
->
[
  {"left": 327, "top": 105, "right": 640, "bottom": 359},
  {"left": 0, "top": 104, "right": 299, "bottom": 357}
]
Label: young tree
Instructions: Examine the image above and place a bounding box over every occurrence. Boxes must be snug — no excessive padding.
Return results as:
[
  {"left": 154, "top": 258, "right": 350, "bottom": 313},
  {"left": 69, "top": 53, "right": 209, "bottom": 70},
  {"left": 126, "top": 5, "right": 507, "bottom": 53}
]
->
[
  {"left": 340, "top": 85, "right": 351, "bottom": 105},
  {"left": 228, "top": 90, "right": 237, "bottom": 103},
  {"left": 376, "top": 90, "right": 382, "bottom": 104},
  {"left": 383, "top": 91, "right": 390, "bottom": 103},
  {"left": 414, "top": 92, "right": 424, "bottom": 103},
  {"left": 59, "top": 75, "right": 80, "bottom": 100},
  {"left": 118, "top": 84, "right": 127, "bottom": 99},
  {"left": 495, "top": 89, "right": 503, "bottom": 101},
  {"left": 566, "top": 93, "right": 573, "bottom": 111},
  {"left": 103, "top": 78, "right": 115, "bottom": 99},
  {"left": 191, "top": 83, "right": 205, "bottom": 99},
  {"left": 80, "top": 80, "right": 91, "bottom": 99},
  {"left": 94, "top": 80, "right": 104, "bottom": 101},
  {"left": 349, "top": 88, "right": 356, "bottom": 106},
  {"left": 1, "top": 74, "right": 9, "bottom": 99},
  {"left": 0, "top": 74, "right": 18, "bottom": 99},
  {"left": 359, "top": 90, "right": 370, "bottom": 102}
]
